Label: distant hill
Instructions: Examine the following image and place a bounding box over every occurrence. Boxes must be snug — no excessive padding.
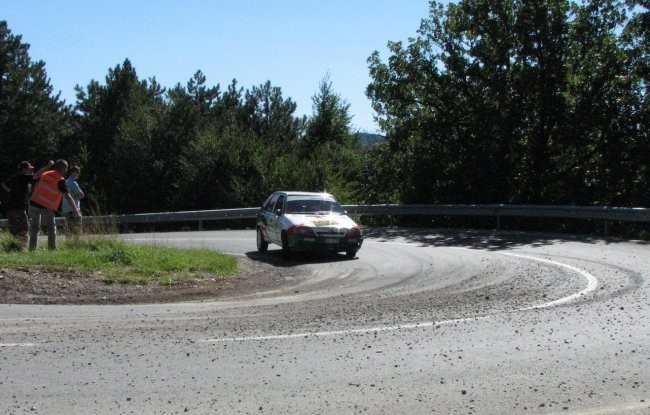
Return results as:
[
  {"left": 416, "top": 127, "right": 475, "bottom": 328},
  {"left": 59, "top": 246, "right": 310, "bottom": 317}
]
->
[{"left": 358, "top": 133, "right": 386, "bottom": 148}]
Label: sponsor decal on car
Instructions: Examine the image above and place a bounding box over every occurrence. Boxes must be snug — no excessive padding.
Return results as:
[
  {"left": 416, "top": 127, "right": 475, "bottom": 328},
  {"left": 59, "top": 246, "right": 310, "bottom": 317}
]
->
[{"left": 312, "top": 219, "right": 340, "bottom": 227}]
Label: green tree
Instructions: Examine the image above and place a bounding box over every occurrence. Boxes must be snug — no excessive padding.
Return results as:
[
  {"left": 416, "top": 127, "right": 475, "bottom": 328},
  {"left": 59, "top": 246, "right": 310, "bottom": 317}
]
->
[
  {"left": 300, "top": 76, "right": 363, "bottom": 202},
  {"left": 241, "top": 80, "right": 304, "bottom": 195},
  {"left": 509, "top": 0, "right": 570, "bottom": 202},
  {"left": 367, "top": 0, "right": 645, "bottom": 206},
  {"left": 160, "top": 71, "right": 221, "bottom": 210},
  {"left": 0, "top": 21, "right": 67, "bottom": 174},
  {"left": 368, "top": 1, "right": 531, "bottom": 204},
  {"left": 563, "top": 0, "right": 637, "bottom": 205},
  {"left": 243, "top": 80, "right": 301, "bottom": 148},
  {"left": 75, "top": 59, "right": 166, "bottom": 212},
  {"left": 622, "top": 1, "right": 649, "bottom": 205},
  {"left": 171, "top": 78, "right": 300, "bottom": 209},
  {"left": 304, "top": 75, "right": 353, "bottom": 150},
  {"left": 176, "top": 125, "right": 265, "bottom": 209}
]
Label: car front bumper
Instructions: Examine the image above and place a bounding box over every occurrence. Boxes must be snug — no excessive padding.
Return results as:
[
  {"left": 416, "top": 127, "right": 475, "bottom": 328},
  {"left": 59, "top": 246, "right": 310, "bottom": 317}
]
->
[{"left": 287, "top": 235, "right": 363, "bottom": 253}]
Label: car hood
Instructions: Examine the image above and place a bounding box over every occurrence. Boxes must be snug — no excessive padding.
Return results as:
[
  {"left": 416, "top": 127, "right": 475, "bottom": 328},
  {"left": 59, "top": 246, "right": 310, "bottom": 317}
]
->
[{"left": 284, "top": 213, "right": 358, "bottom": 229}]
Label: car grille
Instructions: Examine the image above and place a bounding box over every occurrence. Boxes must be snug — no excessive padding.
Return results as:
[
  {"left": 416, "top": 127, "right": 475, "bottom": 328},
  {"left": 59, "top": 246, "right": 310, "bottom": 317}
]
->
[{"left": 314, "top": 227, "right": 347, "bottom": 238}]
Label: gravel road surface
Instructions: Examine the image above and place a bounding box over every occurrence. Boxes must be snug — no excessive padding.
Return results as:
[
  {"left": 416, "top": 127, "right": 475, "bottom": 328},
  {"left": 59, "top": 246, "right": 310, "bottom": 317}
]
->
[{"left": 1, "top": 228, "right": 648, "bottom": 414}]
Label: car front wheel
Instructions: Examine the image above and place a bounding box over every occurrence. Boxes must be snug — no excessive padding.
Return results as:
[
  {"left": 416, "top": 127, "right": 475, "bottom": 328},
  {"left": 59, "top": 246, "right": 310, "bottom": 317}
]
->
[
  {"left": 257, "top": 227, "right": 268, "bottom": 252},
  {"left": 281, "top": 232, "right": 292, "bottom": 260}
]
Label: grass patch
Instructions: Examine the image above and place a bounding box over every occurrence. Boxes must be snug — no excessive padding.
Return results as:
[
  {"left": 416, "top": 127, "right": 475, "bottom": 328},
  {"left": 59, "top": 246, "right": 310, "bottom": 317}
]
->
[
  {"left": 0, "top": 235, "right": 238, "bottom": 285},
  {"left": 1, "top": 234, "right": 24, "bottom": 252}
]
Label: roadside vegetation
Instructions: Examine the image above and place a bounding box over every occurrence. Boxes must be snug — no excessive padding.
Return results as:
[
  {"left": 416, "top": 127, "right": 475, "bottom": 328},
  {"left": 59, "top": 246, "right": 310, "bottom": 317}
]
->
[
  {"left": 0, "top": 233, "right": 238, "bottom": 285},
  {"left": 1, "top": 1, "right": 648, "bottom": 236}
]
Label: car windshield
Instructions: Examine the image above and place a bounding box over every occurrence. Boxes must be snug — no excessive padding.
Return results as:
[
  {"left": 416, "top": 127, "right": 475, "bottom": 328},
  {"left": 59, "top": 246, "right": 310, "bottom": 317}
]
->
[{"left": 285, "top": 196, "right": 345, "bottom": 215}]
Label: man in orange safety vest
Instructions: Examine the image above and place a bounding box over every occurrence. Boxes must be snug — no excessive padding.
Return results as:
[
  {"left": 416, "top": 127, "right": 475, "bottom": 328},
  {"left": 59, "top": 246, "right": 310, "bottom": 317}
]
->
[{"left": 28, "top": 159, "right": 82, "bottom": 251}]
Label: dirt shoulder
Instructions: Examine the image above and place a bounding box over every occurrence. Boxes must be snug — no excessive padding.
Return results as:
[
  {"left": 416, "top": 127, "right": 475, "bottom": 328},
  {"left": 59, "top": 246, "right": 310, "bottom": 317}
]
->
[{"left": 0, "top": 257, "right": 301, "bottom": 305}]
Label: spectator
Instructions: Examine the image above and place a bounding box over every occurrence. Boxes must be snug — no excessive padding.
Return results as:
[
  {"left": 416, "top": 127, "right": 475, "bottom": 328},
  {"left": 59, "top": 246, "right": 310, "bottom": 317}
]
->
[
  {"left": 61, "top": 165, "right": 84, "bottom": 236},
  {"left": 1, "top": 160, "right": 53, "bottom": 249},
  {"left": 28, "top": 159, "right": 81, "bottom": 251}
]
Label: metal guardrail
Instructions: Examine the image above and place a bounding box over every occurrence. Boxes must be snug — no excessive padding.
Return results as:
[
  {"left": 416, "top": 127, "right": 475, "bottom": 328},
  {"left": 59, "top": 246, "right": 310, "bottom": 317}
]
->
[
  {"left": 1, "top": 204, "right": 649, "bottom": 234},
  {"left": 344, "top": 204, "right": 650, "bottom": 235},
  {"left": 344, "top": 204, "right": 650, "bottom": 222},
  {"left": 109, "top": 207, "right": 260, "bottom": 225}
]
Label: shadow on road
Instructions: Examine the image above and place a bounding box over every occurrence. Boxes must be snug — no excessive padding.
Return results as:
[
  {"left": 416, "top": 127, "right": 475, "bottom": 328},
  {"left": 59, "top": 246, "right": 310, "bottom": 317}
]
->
[
  {"left": 244, "top": 228, "right": 646, "bottom": 266},
  {"left": 245, "top": 249, "right": 355, "bottom": 266},
  {"left": 361, "top": 227, "right": 640, "bottom": 251}
]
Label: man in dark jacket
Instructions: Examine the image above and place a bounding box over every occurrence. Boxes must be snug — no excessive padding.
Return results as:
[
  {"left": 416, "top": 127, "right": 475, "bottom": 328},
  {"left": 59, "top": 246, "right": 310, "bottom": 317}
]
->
[{"left": 1, "top": 160, "right": 53, "bottom": 248}]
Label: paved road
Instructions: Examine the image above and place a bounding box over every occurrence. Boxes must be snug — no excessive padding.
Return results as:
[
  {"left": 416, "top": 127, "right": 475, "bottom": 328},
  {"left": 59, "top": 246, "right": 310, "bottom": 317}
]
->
[{"left": 1, "top": 229, "right": 648, "bottom": 414}]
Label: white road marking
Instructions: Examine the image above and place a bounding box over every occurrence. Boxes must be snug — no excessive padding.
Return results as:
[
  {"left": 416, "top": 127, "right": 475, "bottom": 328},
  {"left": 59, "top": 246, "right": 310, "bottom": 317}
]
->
[
  {"left": 0, "top": 343, "right": 36, "bottom": 347},
  {"left": 578, "top": 402, "right": 650, "bottom": 415},
  {"left": 198, "top": 249, "right": 600, "bottom": 343},
  {"left": 497, "top": 251, "right": 599, "bottom": 310},
  {"left": 198, "top": 316, "right": 491, "bottom": 343}
]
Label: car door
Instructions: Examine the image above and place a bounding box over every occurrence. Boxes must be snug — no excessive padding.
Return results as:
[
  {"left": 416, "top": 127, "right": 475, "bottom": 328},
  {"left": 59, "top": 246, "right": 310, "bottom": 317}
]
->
[
  {"left": 259, "top": 193, "right": 279, "bottom": 243},
  {"left": 267, "top": 194, "right": 286, "bottom": 244}
]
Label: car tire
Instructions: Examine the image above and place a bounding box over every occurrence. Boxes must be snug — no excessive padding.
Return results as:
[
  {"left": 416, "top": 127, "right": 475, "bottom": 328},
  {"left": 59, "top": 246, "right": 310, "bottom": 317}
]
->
[
  {"left": 256, "top": 227, "right": 268, "bottom": 253},
  {"left": 345, "top": 249, "right": 357, "bottom": 259},
  {"left": 281, "top": 232, "right": 292, "bottom": 260}
]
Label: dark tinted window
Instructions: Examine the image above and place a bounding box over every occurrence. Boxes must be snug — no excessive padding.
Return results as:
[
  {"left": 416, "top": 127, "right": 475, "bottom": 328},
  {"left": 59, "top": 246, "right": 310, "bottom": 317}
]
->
[
  {"left": 273, "top": 195, "right": 286, "bottom": 214},
  {"left": 285, "top": 195, "right": 344, "bottom": 214},
  {"left": 263, "top": 194, "right": 279, "bottom": 212}
]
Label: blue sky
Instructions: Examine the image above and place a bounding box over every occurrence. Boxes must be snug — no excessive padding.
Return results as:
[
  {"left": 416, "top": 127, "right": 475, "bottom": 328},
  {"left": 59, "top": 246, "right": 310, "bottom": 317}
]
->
[{"left": 3, "top": 0, "right": 433, "bottom": 133}]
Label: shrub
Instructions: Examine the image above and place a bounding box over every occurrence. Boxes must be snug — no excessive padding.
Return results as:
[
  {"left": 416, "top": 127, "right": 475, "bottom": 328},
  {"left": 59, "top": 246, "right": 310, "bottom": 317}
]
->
[{"left": 1, "top": 234, "right": 23, "bottom": 253}]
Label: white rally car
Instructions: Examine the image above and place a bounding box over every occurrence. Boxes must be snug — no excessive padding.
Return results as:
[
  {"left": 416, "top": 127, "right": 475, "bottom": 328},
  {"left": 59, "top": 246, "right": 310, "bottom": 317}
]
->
[{"left": 256, "top": 191, "right": 363, "bottom": 259}]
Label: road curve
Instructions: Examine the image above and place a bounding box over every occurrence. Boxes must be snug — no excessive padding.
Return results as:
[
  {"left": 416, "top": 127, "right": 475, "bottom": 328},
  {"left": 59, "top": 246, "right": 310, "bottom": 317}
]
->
[{"left": 1, "top": 228, "right": 648, "bottom": 414}]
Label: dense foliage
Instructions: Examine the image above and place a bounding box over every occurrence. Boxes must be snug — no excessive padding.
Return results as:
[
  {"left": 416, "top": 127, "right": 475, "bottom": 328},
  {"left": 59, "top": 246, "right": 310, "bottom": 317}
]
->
[
  {"left": 367, "top": 0, "right": 648, "bottom": 206},
  {"left": 1, "top": 0, "right": 648, "bottom": 218}
]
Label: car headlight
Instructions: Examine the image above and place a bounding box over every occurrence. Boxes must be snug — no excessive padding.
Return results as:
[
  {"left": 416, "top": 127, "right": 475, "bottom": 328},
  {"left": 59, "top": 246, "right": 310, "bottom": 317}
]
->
[
  {"left": 346, "top": 226, "right": 362, "bottom": 239},
  {"left": 287, "top": 225, "right": 317, "bottom": 237}
]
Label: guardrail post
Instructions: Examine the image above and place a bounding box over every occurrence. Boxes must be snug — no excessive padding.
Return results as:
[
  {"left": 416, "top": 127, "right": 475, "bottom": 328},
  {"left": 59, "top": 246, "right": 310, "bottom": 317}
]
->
[
  {"left": 604, "top": 221, "right": 610, "bottom": 237},
  {"left": 198, "top": 220, "right": 203, "bottom": 231},
  {"left": 496, "top": 205, "right": 503, "bottom": 231}
]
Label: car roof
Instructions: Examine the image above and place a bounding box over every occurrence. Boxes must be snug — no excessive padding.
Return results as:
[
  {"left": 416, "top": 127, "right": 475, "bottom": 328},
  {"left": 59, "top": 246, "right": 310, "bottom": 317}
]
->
[{"left": 274, "top": 191, "right": 334, "bottom": 198}]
